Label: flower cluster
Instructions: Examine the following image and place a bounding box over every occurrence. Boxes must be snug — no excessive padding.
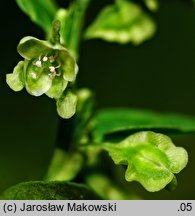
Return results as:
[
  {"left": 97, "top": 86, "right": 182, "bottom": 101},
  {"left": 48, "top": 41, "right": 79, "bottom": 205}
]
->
[{"left": 6, "top": 36, "right": 78, "bottom": 118}]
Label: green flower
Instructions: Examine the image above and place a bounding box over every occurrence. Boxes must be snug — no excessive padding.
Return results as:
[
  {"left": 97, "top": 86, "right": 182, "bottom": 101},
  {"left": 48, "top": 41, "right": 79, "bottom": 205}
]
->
[
  {"left": 102, "top": 131, "right": 188, "bottom": 192},
  {"left": 6, "top": 36, "right": 78, "bottom": 118},
  {"left": 7, "top": 36, "right": 78, "bottom": 97}
]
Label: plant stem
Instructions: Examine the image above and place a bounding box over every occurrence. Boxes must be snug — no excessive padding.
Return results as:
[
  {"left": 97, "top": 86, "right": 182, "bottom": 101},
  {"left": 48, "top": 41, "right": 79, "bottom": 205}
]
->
[{"left": 56, "top": 0, "right": 92, "bottom": 151}]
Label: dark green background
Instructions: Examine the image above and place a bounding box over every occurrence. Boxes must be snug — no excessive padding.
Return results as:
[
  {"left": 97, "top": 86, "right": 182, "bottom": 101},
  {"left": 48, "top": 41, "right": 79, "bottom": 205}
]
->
[{"left": 0, "top": 0, "right": 195, "bottom": 199}]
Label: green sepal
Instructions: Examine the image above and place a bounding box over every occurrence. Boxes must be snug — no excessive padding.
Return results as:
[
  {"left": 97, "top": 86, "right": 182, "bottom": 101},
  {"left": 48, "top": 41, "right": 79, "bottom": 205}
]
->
[
  {"left": 25, "top": 60, "right": 52, "bottom": 96},
  {"left": 46, "top": 77, "right": 68, "bottom": 99},
  {"left": 6, "top": 61, "right": 25, "bottom": 91},
  {"left": 56, "top": 90, "right": 77, "bottom": 119},
  {"left": 84, "top": 0, "right": 156, "bottom": 45},
  {"left": 0, "top": 181, "right": 100, "bottom": 200},
  {"left": 17, "top": 37, "right": 51, "bottom": 60},
  {"left": 101, "top": 131, "right": 188, "bottom": 192},
  {"left": 59, "top": 50, "right": 78, "bottom": 82}
]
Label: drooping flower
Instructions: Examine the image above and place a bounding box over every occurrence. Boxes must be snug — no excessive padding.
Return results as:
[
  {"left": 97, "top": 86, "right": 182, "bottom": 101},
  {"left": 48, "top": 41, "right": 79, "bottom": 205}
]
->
[{"left": 6, "top": 36, "right": 78, "bottom": 118}]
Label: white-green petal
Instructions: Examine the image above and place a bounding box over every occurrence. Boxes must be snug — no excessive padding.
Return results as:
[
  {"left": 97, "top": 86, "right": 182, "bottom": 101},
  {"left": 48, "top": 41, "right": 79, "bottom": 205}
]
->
[
  {"left": 59, "top": 50, "right": 78, "bottom": 82},
  {"left": 17, "top": 36, "right": 51, "bottom": 60},
  {"left": 25, "top": 63, "right": 52, "bottom": 96},
  {"left": 56, "top": 90, "right": 77, "bottom": 119},
  {"left": 6, "top": 61, "right": 25, "bottom": 91},
  {"left": 46, "top": 77, "right": 68, "bottom": 99}
]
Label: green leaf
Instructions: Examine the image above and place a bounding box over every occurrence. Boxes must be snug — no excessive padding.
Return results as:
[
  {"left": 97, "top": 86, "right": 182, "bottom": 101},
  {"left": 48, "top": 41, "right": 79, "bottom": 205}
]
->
[
  {"left": 56, "top": 90, "right": 77, "bottom": 119},
  {"left": 45, "top": 148, "right": 83, "bottom": 181},
  {"left": 1, "top": 181, "right": 100, "bottom": 200},
  {"left": 84, "top": 0, "right": 156, "bottom": 45},
  {"left": 16, "top": 0, "right": 58, "bottom": 32},
  {"left": 6, "top": 61, "right": 25, "bottom": 91},
  {"left": 101, "top": 131, "right": 188, "bottom": 192},
  {"left": 93, "top": 108, "right": 195, "bottom": 142}
]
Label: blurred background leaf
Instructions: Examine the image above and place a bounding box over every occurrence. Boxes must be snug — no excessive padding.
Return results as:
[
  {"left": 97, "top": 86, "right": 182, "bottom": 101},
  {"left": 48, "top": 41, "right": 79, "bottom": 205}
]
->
[
  {"left": 16, "top": 0, "right": 59, "bottom": 32},
  {"left": 84, "top": 0, "right": 156, "bottom": 44}
]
